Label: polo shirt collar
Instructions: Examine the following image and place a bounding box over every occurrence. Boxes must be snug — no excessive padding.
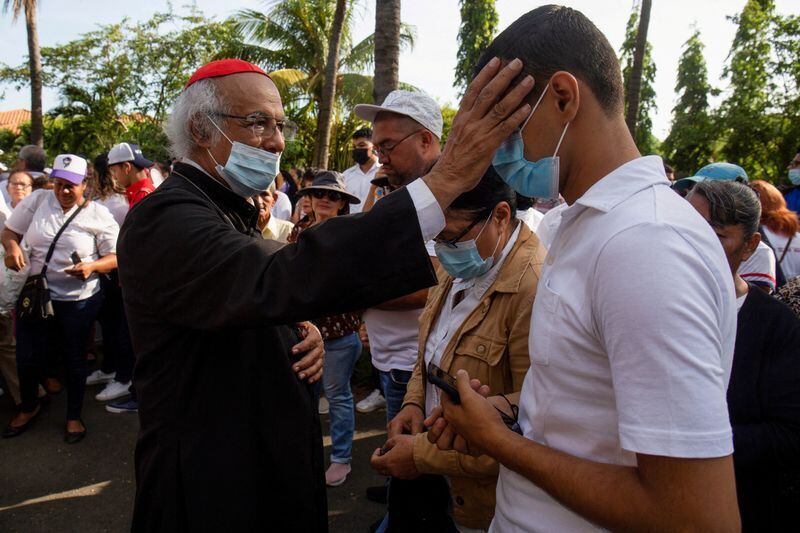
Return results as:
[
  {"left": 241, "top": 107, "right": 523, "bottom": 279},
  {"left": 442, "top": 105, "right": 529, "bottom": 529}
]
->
[{"left": 574, "top": 155, "right": 669, "bottom": 213}]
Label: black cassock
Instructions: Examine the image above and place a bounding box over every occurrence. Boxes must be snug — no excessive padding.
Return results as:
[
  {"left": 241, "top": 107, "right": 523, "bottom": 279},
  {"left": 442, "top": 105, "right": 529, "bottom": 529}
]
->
[{"left": 118, "top": 163, "right": 436, "bottom": 532}]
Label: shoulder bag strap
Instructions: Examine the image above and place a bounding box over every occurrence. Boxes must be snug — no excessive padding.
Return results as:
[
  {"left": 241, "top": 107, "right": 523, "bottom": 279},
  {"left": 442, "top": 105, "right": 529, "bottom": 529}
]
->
[
  {"left": 778, "top": 234, "right": 794, "bottom": 265},
  {"left": 40, "top": 200, "right": 87, "bottom": 277}
]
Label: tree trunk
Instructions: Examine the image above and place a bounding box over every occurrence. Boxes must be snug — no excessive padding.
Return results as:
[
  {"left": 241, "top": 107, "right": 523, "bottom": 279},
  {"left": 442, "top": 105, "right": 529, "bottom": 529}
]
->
[
  {"left": 313, "top": 0, "right": 347, "bottom": 169},
  {"left": 625, "top": 0, "right": 652, "bottom": 139},
  {"left": 25, "top": 2, "right": 44, "bottom": 147},
  {"left": 373, "top": 0, "right": 401, "bottom": 104}
]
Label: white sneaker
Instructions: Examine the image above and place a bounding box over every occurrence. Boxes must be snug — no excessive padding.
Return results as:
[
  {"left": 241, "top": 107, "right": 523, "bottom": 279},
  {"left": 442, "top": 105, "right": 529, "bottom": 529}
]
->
[
  {"left": 86, "top": 369, "right": 115, "bottom": 386},
  {"left": 325, "top": 462, "right": 351, "bottom": 487},
  {"left": 356, "top": 389, "right": 386, "bottom": 413},
  {"left": 318, "top": 396, "right": 329, "bottom": 415},
  {"left": 95, "top": 380, "right": 131, "bottom": 402}
]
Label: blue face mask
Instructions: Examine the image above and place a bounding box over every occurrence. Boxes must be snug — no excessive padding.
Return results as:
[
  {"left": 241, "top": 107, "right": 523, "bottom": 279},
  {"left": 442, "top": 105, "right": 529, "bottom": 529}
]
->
[
  {"left": 207, "top": 116, "right": 281, "bottom": 198},
  {"left": 789, "top": 168, "right": 800, "bottom": 186},
  {"left": 435, "top": 216, "right": 502, "bottom": 280},
  {"left": 492, "top": 85, "right": 569, "bottom": 199}
]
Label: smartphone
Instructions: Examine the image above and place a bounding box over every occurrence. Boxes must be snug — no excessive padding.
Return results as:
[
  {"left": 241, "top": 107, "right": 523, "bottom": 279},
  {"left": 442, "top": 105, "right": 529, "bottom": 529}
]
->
[
  {"left": 427, "top": 362, "right": 460, "bottom": 405},
  {"left": 70, "top": 251, "right": 82, "bottom": 265}
]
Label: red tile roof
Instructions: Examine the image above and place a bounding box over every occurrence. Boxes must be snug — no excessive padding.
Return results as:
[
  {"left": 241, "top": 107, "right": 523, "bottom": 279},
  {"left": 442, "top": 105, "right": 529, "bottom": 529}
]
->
[{"left": 0, "top": 109, "right": 31, "bottom": 135}]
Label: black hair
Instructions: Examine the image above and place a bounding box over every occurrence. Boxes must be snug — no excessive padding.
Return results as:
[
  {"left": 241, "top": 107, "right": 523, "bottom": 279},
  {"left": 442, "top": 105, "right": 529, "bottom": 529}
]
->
[
  {"left": 474, "top": 5, "right": 624, "bottom": 116},
  {"left": 352, "top": 127, "right": 372, "bottom": 140},
  {"left": 664, "top": 163, "right": 674, "bottom": 175},
  {"left": 91, "top": 152, "right": 124, "bottom": 200},
  {"left": 516, "top": 193, "right": 534, "bottom": 211},
  {"left": 691, "top": 180, "right": 761, "bottom": 240},
  {"left": 449, "top": 166, "right": 517, "bottom": 220}
]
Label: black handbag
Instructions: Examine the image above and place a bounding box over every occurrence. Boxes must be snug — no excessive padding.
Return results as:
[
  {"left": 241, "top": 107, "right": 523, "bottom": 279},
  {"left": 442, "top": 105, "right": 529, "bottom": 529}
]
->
[{"left": 17, "top": 201, "right": 87, "bottom": 322}]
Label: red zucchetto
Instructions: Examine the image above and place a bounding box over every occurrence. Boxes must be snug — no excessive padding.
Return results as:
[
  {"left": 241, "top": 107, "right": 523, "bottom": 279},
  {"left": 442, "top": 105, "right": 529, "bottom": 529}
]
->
[{"left": 184, "top": 59, "right": 270, "bottom": 89}]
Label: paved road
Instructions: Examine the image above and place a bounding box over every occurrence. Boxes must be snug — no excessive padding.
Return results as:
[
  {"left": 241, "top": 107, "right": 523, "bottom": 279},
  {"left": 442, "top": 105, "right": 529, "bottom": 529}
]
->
[{"left": 0, "top": 385, "right": 391, "bottom": 532}]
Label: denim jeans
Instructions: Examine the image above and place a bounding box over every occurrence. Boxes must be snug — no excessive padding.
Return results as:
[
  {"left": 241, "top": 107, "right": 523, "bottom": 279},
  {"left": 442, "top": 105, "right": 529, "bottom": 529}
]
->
[
  {"left": 379, "top": 368, "right": 412, "bottom": 425},
  {"left": 323, "top": 332, "right": 362, "bottom": 464},
  {"left": 17, "top": 291, "right": 103, "bottom": 420}
]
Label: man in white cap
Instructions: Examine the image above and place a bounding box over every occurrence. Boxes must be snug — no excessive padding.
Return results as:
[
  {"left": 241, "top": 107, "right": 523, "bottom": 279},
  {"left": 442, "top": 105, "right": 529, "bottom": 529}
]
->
[
  {"left": 351, "top": 90, "right": 445, "bottom": 509},
  {"left": 107, "top": 142, "right": 156, "bottom": 208}
]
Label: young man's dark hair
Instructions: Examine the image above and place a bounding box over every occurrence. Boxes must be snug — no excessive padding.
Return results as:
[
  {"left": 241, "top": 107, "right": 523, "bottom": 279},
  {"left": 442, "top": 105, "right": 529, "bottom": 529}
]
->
[
  {"left": 664, "top": 163, "right": 674, "bottom": 175},
  {"left": 352, "top": 127, "right": 372, "bottom": 140},
  {"left": 473, "top": 4, "right": 624, "bottom": 116}
]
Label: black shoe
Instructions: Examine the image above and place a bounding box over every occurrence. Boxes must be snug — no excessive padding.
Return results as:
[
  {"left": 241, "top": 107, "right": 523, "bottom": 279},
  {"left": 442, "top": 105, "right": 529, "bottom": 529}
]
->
[
  {"left": 2, "top": 407, "right": 41, "bottom": 438},
  {"left": 65, "top": 421, "right": 86, "bottom": 444},
  {"left": 366, "top": 484, "right": 388, "bottom": 504}
]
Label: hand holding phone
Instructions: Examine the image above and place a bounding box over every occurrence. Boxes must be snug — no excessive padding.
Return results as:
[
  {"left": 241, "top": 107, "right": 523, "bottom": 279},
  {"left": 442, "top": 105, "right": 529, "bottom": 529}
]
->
[
  {"left": 427, "top": 362, "right": 461, "bottom": 405},
  {"left": 70, "top": 251, "right": 82, "bottom": 265}
]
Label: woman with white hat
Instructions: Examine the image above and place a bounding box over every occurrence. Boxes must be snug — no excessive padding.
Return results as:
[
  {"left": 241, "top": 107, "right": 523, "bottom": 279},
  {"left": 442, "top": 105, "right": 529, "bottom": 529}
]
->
[{"left": 1, "top": 154, "right": 119, "bottom": 443}]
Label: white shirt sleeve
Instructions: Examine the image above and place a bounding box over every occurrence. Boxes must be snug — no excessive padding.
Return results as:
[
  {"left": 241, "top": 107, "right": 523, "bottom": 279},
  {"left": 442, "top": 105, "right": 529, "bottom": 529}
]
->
[
  {"left": 592, "top": 223, "right": 733, "bottom": 458},
  {"left": 405, "top": 179, "right": 445, "bottom": 242},
  {"left": 91, "top": 204, "right": 120, "bottom": 256},
  {"left": 5, "top": 189, "right": 47, "bottom": 235},
  {"left": 737, "top": 242, "right": 776, "bottom": 292}
]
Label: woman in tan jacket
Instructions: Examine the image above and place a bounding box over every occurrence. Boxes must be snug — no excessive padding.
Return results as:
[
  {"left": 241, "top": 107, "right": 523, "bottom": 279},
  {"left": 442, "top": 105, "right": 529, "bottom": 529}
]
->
[{"left": 371, "top": 167, "right": 546, "bottom": 531}]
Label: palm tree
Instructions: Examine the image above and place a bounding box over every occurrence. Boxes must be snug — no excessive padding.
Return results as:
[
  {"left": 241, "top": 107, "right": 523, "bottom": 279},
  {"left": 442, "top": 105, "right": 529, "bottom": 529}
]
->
[
  {"left": 625, "top": 0, "right": 652, "bottom": 139},
  {"left": 3, "top": 0, "right": 43, "bottom": 147},
  {"left": 373, "top": 0, "right": 401, "bottom": 104},
  {"left": 314, "top": 0, "right": 347, "bottom": 167},
  {"left": 224, "top": 0, "right": 414, "bottom": 165}
]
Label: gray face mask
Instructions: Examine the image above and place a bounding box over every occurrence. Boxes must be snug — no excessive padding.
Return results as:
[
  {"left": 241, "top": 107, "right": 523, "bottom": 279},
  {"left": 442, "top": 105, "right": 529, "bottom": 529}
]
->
[{"left": 206, "top": 116, "right": 281, "bottom": 198}]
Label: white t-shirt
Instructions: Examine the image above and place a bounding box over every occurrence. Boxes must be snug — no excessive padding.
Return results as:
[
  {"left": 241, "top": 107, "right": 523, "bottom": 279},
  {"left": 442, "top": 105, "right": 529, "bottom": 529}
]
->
[
  {"left": 342, "top": 161, "right": 380, "bottom": 214},
  {"left": 492, "top": 156, "right": 736, "bottom": 532},
  {"left": 738, "top": 241, "right": 776, "bottom": 292},
  {"left": 364, "top": 239, "right": 436, "bottom": 373},
  {"left": 515, "top": 208, "right": 544, "bottom": 233},
  {"left": 762, "top": 226, "right": 800, "bottom": 280},
  {"left": 96, "top": 194, "right": 129, "bottom": 227},
  {"left": 6, "top": 189, "right": 119, "bottom": 301},
  {"left": 423, "top": 224, "right": 521, "bottom": 415},
  {"left": 271, "top": 190, "right": 292, "bottom": 221}
]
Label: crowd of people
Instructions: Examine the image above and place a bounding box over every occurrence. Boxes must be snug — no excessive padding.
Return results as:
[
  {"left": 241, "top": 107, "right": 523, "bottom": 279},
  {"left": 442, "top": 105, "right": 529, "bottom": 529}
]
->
[{"left": 0, "top": 4, "right": 799, "bottom": 532}]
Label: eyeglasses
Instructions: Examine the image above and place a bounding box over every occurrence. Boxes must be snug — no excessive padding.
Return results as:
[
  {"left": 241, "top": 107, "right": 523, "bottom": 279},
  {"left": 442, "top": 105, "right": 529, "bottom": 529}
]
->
[
  {"left": 8, "top": 181, "right": 32, "bottom": 189},
  {"left": 433, "top": 212, "right": 491, "bottom": 248},
  {"left": 311, "top": 189, "right": 344, "bottom": 202},
  {"left": 374, "top": 130, "right": 423, "bottom": 159},
  {"left": 211, "top": 112, "right": 298, "bottom": 141}
]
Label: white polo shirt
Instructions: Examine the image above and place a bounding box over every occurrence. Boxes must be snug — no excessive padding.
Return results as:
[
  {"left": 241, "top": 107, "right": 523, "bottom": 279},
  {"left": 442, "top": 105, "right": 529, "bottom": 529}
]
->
[
  {"left": 342, "top": 161, "right": 380, "bottom": 214},
  {"left": 6, "top": 189, "right": 119, "bottom": 301},
  {"left": 491, "top": 156, "right": 736, "bottom": 532}
]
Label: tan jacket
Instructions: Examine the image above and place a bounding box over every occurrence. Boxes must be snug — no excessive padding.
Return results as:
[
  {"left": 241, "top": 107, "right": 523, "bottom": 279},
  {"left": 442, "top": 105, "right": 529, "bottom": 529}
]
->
[{"left": 403, "top": 223, "right": 545, "bottom": 529}]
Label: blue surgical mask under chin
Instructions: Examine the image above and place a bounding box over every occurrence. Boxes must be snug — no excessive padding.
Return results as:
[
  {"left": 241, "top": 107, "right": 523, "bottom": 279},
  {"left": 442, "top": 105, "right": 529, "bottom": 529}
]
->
[
  {"left": 789, "top": 168, "right": 800, "bottom": 186},
  {"left": 492, "top": 85, "right": 569, "bottom": 199},
  {"left": 206, "top": 116, "right": 281, "bottom": 198},
  {"left": 435, "top": 217, "right": 503, "bottom": 280}
]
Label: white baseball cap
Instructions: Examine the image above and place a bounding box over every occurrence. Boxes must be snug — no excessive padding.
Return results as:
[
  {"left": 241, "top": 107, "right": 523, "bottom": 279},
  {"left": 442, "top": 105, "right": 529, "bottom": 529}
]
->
[
  {"left": 354, "top": 90, "right": 443, "bottom": 139},
  {"left": 50, "top": 154, "right": 87, "bottom": 185}
]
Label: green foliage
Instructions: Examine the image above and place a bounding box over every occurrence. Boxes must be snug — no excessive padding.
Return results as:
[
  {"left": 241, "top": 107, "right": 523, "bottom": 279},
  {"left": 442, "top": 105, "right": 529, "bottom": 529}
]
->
[
  {"left": 0, "top": 7, "right": 236, "bottom": 161},
  {"left": 770, "top": 13, "right": 800, "bottom": 182},
  {"left": 454, "top": 0, "right": 498, "bottom": 93},
  {"left": 719, "top": 0, "right": 777, "bottom": 179},
  {"left": 440, "top": 104, "right": 457, "bottom": 145},
  {"left": 620, "top": 8, "right": 659, "bottom": 155},
  {"left": 661, "top": 31, "right": 717, "bottom": 175},
  {"left": 225, "top": 0, "right": 414, "bottom": 171}
]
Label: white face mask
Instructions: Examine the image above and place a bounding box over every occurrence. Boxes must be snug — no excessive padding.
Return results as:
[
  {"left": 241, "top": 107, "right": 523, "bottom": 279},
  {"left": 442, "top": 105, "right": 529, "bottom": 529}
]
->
[{"left": 206, "top": 116, "right": 281, "bottom": 198}]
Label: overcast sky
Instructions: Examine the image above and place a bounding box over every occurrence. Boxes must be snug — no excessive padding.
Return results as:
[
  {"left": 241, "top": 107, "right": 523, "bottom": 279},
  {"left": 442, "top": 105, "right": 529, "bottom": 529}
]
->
[{"left": 0, "top": 0, "right": 795, "bottom": 138}]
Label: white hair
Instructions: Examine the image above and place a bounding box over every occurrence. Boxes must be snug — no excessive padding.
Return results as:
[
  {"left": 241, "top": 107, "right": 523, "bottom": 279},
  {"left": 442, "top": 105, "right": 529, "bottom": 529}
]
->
[{"left": 165, "top": 79, "right": 230, "bottom": 160}]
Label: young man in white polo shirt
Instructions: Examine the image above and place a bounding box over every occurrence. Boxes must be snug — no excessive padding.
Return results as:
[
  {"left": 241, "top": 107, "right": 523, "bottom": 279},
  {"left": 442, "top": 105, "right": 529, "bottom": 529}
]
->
[{"left": 425, "top": 6, "right": 740, "bottom": 531}]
